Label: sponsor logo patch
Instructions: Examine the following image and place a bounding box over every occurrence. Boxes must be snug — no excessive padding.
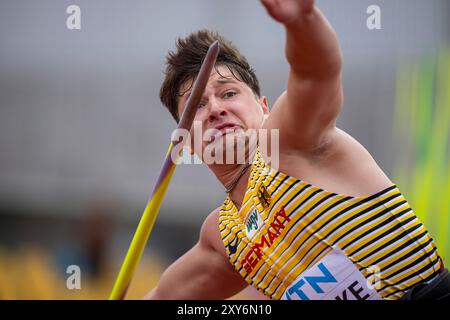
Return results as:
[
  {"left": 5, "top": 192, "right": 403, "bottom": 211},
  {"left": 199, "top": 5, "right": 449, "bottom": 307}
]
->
[{"left": 245, "top": 208, "right": 264, "bottom": 240}]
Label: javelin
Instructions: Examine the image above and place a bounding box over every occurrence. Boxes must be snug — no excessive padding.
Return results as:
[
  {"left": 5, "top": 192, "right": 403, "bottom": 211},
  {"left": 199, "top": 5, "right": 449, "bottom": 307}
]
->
[{"left": 109, "top": 41, "right": 220, "bottom": 300}]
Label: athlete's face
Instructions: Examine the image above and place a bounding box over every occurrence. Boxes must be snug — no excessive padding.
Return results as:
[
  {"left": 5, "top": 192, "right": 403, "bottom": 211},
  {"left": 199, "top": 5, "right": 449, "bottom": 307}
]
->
[{"left": 177, "top": 65, "right": 269, "bottom": 162}]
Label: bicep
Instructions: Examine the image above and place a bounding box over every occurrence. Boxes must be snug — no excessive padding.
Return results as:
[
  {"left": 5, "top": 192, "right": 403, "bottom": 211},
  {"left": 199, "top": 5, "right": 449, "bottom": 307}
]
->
[{"left": 268, "top": 71, "right": 343, "bottom": 151}]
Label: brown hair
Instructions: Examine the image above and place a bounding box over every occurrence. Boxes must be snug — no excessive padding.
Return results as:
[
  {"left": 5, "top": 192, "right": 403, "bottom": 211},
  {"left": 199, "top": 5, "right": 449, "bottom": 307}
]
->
[{"left": 160, "top": 29, "right": 261, "bottom": 122}]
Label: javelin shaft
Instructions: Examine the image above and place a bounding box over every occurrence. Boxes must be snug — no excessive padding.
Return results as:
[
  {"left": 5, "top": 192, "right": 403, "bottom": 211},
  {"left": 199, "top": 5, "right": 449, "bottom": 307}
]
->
[{"left": 109, "top": 41, "right": 220, "bottom": 300}]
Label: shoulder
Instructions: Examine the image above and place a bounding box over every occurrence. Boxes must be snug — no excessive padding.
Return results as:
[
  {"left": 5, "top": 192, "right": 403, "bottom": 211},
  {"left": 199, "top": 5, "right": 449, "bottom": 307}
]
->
[{"left": 199, "top": 207, "right": 227, "bottom": 257}]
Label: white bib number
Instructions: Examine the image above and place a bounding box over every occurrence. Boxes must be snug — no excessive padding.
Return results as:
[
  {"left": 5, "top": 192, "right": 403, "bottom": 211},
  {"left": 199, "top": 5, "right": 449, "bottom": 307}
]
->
[{"left": 282, "top": 247, "right": 382, "bottom": 300}]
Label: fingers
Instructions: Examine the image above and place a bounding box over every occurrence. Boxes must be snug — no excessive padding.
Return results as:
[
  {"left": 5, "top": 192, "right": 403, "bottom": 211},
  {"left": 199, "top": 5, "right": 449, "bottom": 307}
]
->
[
  {"left": 260, "top": 0, "right": 275, "bottom": 7},
  {"left": 260, "top": 0, "right": 278, "bottom": 19},
  {"left": 259, "top": 0, "right": 295, "bottom": 24},
  {"left": 260, "top": 0, "right": 316, "bottom": 25}
]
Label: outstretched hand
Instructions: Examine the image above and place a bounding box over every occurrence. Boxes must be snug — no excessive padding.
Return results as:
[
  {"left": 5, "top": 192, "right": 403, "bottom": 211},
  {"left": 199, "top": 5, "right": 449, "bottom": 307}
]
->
[{"left": 260, "top": 0, "right": 315, "bottom": 25}]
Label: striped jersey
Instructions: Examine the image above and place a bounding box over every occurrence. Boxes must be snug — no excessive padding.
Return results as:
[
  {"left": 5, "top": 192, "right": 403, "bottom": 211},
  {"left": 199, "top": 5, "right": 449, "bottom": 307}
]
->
[{"left": 218, "top": 148, "right": 442, "bottom": 300}]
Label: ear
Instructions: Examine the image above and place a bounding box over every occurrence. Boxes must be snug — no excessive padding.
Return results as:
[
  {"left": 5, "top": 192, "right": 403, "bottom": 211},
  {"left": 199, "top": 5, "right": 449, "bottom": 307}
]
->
[
  {"left": 259, "top": 96, "right": 269, "bottom": 114},
  {"left": 258, "top": 96, "right": 270, "bottom": 126}
]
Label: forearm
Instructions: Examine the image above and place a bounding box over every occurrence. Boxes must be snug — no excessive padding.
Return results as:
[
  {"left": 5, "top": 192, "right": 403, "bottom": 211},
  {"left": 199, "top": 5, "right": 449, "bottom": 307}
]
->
[
  {"left": 144, "top": 248, "right": 215, "bottom": 300},
  {"left": 284, "top": 7, "right": 342, "bottom": 78},
  {"left": 143, "top": 242, "right": 247, "bottom": 300}
]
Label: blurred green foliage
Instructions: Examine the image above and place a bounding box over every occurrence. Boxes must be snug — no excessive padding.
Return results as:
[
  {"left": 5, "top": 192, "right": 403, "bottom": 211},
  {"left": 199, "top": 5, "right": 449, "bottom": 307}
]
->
[{"left": 393, "top": 46, "right": 450, "bottom": 264}]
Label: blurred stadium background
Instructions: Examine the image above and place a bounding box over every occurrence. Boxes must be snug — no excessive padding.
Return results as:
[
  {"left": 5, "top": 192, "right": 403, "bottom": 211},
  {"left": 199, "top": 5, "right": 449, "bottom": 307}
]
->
[{"left": 0, "top": 0, "right": 449, "bottom": 299}]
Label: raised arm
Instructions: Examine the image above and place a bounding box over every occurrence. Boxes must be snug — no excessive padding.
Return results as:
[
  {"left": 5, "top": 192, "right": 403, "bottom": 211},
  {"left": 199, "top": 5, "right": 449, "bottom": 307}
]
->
[
  {"left": 145, "top": 211, "right": 248, "bottom": 300},
  {"left": 261, "top": 0, "right": 344, "bottom": 152}
]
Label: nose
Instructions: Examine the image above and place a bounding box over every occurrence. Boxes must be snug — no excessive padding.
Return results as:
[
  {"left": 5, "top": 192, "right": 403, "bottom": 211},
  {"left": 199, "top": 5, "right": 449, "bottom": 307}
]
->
[{"left": 207, "top": 97, "right": 227, "bottom": 123}]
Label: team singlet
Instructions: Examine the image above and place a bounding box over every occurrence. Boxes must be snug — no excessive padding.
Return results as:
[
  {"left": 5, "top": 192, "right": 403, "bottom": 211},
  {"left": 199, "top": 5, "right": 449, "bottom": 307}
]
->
[{"left": 218, "top": 148, "right": 443, "bottom": 300}]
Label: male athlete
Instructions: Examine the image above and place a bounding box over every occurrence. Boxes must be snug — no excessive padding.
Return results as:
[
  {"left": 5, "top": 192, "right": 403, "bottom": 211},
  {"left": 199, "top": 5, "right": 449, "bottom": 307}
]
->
[{"left": 146, "top": 0, "right": 449, "bottom": 300}]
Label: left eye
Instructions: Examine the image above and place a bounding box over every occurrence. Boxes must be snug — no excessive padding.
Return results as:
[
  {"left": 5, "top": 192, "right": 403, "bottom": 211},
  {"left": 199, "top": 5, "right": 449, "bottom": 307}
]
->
[{"left": 223, "top": 91, "right": 236, "bottom": 98}]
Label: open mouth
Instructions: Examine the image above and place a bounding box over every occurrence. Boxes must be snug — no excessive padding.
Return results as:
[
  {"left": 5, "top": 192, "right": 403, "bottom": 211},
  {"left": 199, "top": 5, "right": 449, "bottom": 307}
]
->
[
  {"left": 220, "top": 125, "right": 241, "bottom": 135},
  {"left": 203, "top": 123, "right": 244, "bottom": 144},
  {"left": 215, "top": 123, "right": 242, "bottom": 136}
]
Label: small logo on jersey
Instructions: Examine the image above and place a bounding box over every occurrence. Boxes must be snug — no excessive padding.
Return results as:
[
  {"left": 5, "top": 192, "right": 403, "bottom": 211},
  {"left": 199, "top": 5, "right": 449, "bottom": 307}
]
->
[
  {"left": 258, "top": 185, "right": 271, "bottom": 209},
  {"left": 245, "top": 208, "right": 264, "bottom": 240},
  {"left": 227, "top": 237, "right": 239, "bottom": 255}
]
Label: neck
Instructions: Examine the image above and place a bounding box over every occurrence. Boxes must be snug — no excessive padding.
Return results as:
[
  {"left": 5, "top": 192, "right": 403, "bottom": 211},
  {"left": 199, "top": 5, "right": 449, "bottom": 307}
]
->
[
  {"left": 207, "top": 146, "right": 257, "bottom": 211},
  {"left": 208, "top": 163, "right": 249, "bottom": 211}
]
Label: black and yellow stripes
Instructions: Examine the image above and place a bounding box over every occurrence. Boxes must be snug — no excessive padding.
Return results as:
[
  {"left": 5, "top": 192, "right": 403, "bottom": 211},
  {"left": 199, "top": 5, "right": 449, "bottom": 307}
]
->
[{"left": 219, "top": 148, "right": 442, "bottom": 300}]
